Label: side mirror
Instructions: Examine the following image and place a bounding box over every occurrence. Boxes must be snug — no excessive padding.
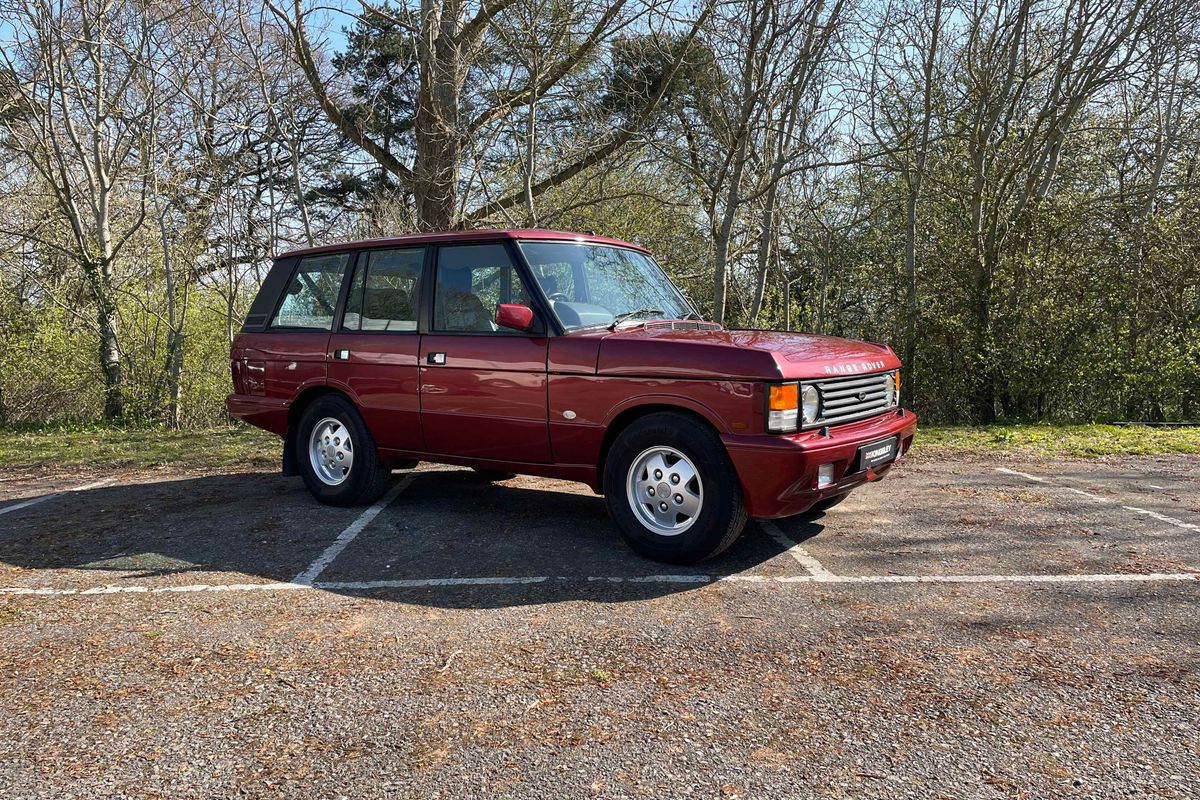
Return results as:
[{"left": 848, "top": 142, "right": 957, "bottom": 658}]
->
[{"left": 495, "top": 303, "right": 535, "bottom": 332}]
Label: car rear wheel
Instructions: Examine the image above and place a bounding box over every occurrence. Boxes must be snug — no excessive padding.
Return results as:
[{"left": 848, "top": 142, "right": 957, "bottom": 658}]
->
[
  {"left": 296, "top": 395, "right": 392, "bottom": 506},
  {"left": 603, "top": 412, "right": 747, "bottom": 564}
]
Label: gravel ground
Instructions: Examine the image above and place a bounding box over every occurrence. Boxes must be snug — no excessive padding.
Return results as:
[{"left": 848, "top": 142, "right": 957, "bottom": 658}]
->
[{"left": 1, "top": 450, "right": 1197, "bottom": 798}]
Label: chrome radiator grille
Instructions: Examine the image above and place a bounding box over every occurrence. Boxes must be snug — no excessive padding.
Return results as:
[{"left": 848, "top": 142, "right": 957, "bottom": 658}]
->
[{"left": 809, "top": 371, "right": 896, "bottom": 427}]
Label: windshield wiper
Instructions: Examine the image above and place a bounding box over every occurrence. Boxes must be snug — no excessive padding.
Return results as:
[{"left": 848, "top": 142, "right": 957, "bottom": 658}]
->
[{"left": 608, "top": 308, "right": 664, "bottom": 330}]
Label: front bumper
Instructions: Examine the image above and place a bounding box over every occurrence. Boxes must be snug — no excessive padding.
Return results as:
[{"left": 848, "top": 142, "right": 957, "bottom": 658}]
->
[{"left": 721, "top": 409, "right": 918, "bottom": 518}]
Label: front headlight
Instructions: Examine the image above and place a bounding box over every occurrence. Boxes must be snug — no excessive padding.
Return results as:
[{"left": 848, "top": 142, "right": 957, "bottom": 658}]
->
[
  {"left": 801, "top": 384, "right": 821, "bottom": 425},
  {"left": 889, "top": 370, "right": 901, "bottom": 407}
]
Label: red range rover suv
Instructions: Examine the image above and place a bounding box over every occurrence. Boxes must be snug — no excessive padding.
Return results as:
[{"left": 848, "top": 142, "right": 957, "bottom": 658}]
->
[{"left": 228, "top": 229, "right": 917, "bottom": 563}]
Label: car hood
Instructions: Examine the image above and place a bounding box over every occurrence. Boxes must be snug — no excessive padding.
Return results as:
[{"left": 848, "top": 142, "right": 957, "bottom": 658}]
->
[{"left": 592, "top": 325, "right": 900, "bottom": 380}]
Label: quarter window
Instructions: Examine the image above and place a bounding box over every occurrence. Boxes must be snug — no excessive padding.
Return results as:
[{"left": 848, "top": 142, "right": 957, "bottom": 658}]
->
[
  {"left": 343, "top": 248, "right": 424, "bottom": 332},
  {"left": 272, "top": 253, "right": 349, "bottom": 330},
  {"left": 433, "top": 244, "right": 533, "bottom": 333}
]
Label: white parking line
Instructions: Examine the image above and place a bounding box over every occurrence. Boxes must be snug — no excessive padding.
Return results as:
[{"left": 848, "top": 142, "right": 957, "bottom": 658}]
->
[
  {"left": 758, "top": 519, "right": 838, "bottom": 581},
  {"left": 291, "top": 475, "right": 415, "bottom": 585},
  {"left": 322, "top": 576, "right": 550, "bottom": 589},
  {"left": 816, "top": 571, "right": 1198, "bottom": 584},
  {"left": 996, "top": 467, "right": 1200, "bottom": 532},
  {"left": 0, "top": 582, "right": 308, "bottom": 596},
  {"left": 1121, "top": 505, "right": 1200, "bottom": 532},
  {"left": 0, "top": 478, "right": 117, "bottom": 517},
  {"left": 995, "top": 467, "right": 1049, "bottom": 483},
  {"left": 3, "top": 570, "right": 1196, "bottom": 597},
  {"left": 1066, "top": 487, "right": 1110, "bottom": 502}
]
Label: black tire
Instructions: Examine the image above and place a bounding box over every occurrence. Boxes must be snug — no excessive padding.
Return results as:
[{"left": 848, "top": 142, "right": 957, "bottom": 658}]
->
[
  {"left": 809, "top": 492, "right": 849, "bottom": 514},
  {"left": 295, "top": 394, "right": 393, "bottom": 506},
  {"left": 470, "top": 467, "right": 518, "bottom": 481},
  {"left": 603, "top": 412, "right": 747, "bottom": 564}
]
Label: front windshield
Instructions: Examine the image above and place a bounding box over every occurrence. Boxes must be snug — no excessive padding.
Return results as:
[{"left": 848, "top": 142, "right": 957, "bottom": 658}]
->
[{"left": 517, "top": 241, "right": 696, "bottom": 331}]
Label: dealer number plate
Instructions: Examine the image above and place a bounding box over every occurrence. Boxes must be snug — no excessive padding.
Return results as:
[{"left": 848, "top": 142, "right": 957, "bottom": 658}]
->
[{"left": 854, "top": 436, "right": 898, "bottom": 471}]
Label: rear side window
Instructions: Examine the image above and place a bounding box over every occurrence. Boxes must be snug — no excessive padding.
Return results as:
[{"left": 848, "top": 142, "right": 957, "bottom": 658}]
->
[
  {"left": 272, "top": 254, "right": 349, "bottom": 330},
  {"left": 343, "top": 248, "right": 424, "bottom": 332}
]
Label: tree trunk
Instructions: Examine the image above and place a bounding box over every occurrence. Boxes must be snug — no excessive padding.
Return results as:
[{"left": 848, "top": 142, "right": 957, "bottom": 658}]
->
[
  {"left": 817, "top": 246, "right": 829, "bottom": 334},
  {"left": 712, "top": 147, "right": 749, "bottom": 324},
  {"left": 161, "top": 215, "right": 184, "bottom": 429},
  {"left": 903, "top": 188, "right": 918, "bottom": 381},
  {"left": 414, "top": 0, "right": 465, "bottom": 230},
  {"left": 97, "top": 277, "right": 123, "bottom": 421},
  {"left": 902, "top": 0, "right": 943, "bottom": 401},
  {"left": 749, "top": 180, "right": 779, "bottom": 324},
  {"left": 970, "top": 252, "right": 996, "bottom": 424},
  {"left": 522, "top": 99, "right": 538, "bottom": 225},
  {"left": 291, "top": 142, "right": 315, "bottom": 246},
  {"left": 96, "top": 193, "right": 123, "bottom": 421},
  {"left": 712, "top": 229, "right": 731, "bottom": 325}
]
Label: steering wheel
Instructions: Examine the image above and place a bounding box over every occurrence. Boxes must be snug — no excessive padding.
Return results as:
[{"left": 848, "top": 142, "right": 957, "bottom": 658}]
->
[{"left": 547, "top": 292, "right": 570, "bottom": 302}]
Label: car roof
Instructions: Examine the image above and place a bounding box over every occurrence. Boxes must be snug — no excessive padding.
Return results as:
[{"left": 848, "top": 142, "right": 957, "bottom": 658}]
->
[{"left": 278, "top": 229, "right": 650, "bottom": 259}]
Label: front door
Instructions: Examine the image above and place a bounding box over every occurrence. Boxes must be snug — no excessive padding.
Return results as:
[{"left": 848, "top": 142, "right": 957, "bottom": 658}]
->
[
  {"left": 420, "top": 242, "right": 551, "bottom": 463},
  {"left": 326, "top": 247, "right": 426, "bottom": 452}
]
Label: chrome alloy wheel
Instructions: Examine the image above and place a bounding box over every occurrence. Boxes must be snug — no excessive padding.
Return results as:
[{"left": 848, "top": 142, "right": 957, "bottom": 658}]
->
[
  {"left": 309, "top": 416, "right": 354, "bottom": 486},
  {"left": 626, "top": 446, "right": 703, "bottom": 535}
]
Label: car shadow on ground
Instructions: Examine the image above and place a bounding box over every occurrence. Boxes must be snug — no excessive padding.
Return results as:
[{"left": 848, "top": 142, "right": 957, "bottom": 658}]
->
[{"left": 0, "top": 469, "right": 815, "bottom": 608}]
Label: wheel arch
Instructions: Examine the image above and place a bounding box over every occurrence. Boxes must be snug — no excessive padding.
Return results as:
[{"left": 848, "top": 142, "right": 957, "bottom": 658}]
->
[{"left": 596, "top": 402, "right": 723, "bottom": 490}]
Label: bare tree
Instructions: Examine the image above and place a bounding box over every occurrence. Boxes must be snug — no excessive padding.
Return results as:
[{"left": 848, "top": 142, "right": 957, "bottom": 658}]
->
[
  {"left": 0, "top": 0, "right": 173, "bottom": 420},
  {"left": 264, "top": 0, "right": 711, "bottom": 230},
  {"left": 667, "top": 0, "right": 848, "bottom": 324},
  {"left": 863, "top": 0, "right": 946, "bottom": 397}
]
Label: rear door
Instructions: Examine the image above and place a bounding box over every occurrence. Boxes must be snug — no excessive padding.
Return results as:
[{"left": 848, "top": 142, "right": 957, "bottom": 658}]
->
[
  {"left": 326, "top": 247, "right": 426, "bottom": 452},
  {"left": 419, "top": 242, "right": 552, "bottom": 463},
  {"left": 255, "top": 252, "right": 351, "bottom": 403}
]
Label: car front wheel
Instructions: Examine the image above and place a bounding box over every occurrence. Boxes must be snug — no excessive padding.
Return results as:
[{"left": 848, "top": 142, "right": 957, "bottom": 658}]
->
[
  {"left": 295, "top": 394, "right": 392, "bottom": 506},
  {"left": 603, "top": 412, "right": 747, "bottom": 564}
]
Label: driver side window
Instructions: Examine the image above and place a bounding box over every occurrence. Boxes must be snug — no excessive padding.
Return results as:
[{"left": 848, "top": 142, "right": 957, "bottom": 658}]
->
[{"left": 433, "top": 244, "right": 532, "bottom": 333}]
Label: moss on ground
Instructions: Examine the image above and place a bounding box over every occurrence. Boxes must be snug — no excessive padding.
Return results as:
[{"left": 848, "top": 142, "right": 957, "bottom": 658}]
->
[
  {"left": 916, "top": 424, "right": 1200, "bottom": 457},
  {"left": 2, "top": 424, "right": 278, "bottom": 470},
  {"left": 2, "top": 421, "right": 1196, "bottom": 471}
]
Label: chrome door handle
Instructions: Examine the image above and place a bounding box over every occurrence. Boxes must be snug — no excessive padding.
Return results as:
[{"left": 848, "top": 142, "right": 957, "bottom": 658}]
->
[
  {"left": 332, "top": 349, "right": 350, "bottom": 360},
  {"left": 426, "top": 352, "right": 446, "bottom": 365}
]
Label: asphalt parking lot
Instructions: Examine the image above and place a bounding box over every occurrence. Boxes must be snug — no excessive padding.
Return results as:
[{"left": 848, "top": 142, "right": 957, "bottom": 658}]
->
[{"left": 1, "top": 450, "right": 1198, "bottom": 798}]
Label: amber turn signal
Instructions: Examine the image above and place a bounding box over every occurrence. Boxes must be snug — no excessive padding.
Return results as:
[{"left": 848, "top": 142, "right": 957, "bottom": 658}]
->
[
  {"left": 768, "top": 383, "right": 799, "bottom": 411},
  {"left": 766, "top": 383, "right": 800, "bottom": 433}
]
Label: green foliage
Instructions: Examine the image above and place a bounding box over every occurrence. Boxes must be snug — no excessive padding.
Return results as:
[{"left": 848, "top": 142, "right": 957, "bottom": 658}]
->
[
  {"left": 0, "top": 298, "right": 103, "bottom": 425},
  {"left": 0, "top": 270, "right": 248, "bottom": 428}
]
